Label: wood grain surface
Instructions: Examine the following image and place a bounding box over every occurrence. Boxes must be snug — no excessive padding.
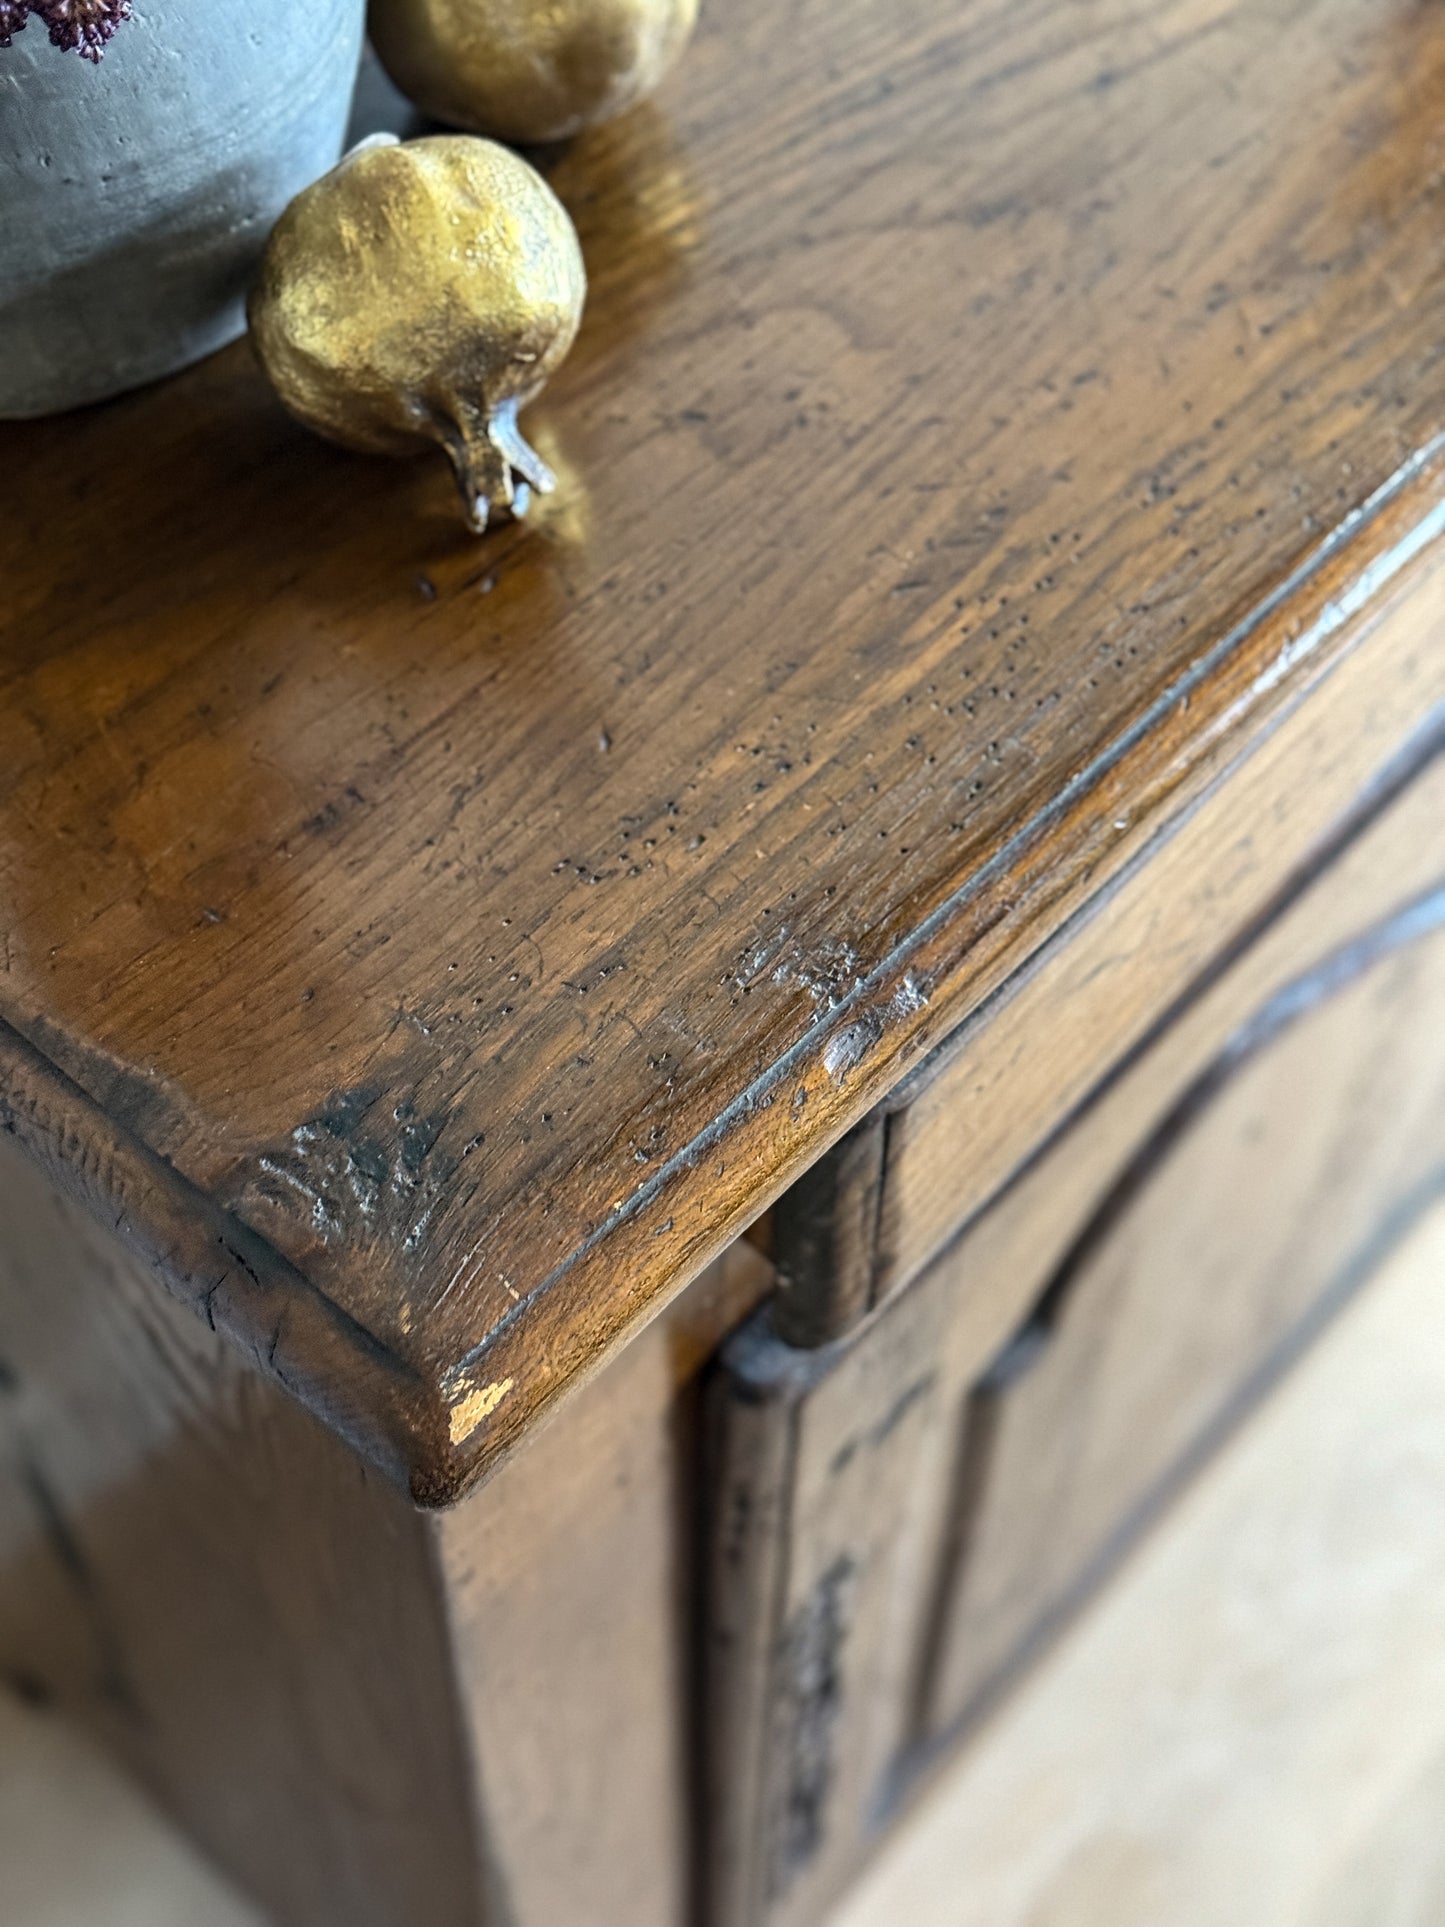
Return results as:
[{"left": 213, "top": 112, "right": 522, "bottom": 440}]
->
[{"left": 4, "top": 0, "right": 1445, "bottom": 1496}]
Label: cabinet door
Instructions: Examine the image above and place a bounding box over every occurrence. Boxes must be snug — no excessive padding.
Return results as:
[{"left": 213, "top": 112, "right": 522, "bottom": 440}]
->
[
  {"left": 922, "top": 884, "right": 1445, "bottom": 1737},
  {"left": 706, "top": 736, "right": 1445, "bottom": 1927}
]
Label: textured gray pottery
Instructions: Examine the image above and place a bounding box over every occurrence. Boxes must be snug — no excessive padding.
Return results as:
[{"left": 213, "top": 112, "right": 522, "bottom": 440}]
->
[{"left": 0, "top": 0, "right": 366, "bottom": 417}]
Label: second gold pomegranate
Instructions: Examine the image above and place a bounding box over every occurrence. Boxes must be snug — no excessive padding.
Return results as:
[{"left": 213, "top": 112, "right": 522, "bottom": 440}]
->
[{"left": 369, "top": 0, "right": 699, "bottom": 145}]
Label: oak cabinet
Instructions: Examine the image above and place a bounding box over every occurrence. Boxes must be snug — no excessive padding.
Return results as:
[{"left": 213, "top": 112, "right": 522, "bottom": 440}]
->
[{"left": 3, "top": 0, "right": 1445, "bottom": 1921}]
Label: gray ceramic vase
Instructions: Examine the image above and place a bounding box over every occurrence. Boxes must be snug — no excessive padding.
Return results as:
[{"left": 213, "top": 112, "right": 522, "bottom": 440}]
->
[{"left": 0, "top": 0, "right": 366, "bottom": 417}]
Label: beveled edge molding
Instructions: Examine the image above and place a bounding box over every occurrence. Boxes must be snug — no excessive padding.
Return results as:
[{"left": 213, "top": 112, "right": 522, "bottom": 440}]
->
[{"left": 0, "top": 1016, "right": 455, "bottom": 1503}]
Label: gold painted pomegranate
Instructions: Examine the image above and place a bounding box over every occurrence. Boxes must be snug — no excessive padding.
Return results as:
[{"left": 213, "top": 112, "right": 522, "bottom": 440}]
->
[
  {"left": 368, "top": 0, "right": 699, "bottom": 145},
  {"left": 248, "top": 134, "right": 586, "bottom": 533}
]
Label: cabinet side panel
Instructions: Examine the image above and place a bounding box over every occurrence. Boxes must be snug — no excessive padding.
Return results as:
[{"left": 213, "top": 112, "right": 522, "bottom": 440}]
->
[
  {"left": 438, "top": 1240, "right": 774, "bottom": 1927},
  {"left": 0, "top": 1134, "right": 490, "bottom": 1927}
]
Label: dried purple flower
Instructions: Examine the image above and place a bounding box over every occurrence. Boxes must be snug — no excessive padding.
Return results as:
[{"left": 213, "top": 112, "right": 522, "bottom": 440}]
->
[
  {"left": 35, "top": 0, "right": 131, "bottom": 61},
  {"left": 0, "top": 0, "right": 32, "bottom": 49}
]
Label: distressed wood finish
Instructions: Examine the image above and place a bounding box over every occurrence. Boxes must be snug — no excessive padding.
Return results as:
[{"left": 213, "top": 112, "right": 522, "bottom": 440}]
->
[
  {"left": 0, "top": 1125, "right": 769, "bottom": 1926},
  {"left": 705, "top": 720, "right": 1445, "bottom": 1927},
  {"left": 4, "top": 0, "right": 1445, "bottom": 1494},
  {"left": 775, "top": 529, "right": 1445, "bottom": 1329}
]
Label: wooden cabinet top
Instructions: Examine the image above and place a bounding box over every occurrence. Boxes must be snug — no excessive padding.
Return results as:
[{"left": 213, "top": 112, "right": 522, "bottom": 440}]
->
[{"left": 3, "top": 0, "right": 1444, "bottom": 1499}]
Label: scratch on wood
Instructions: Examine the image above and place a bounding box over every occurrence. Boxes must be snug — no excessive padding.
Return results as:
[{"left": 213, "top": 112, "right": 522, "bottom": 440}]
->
[
  {"left": 822, "top": 972, "right": 929, "bottom": 1083},
  {"left": 448, "top": 1375, "right": 514, "bottom": 1445},
  {"left": 249, "top": 1084, "right": 454, "bottom": 1256}
]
